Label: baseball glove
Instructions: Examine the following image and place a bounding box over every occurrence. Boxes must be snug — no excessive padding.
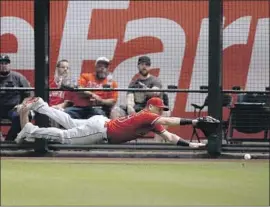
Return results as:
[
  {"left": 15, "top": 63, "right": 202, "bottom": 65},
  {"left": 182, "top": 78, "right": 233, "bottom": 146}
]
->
[{"left": 195, "top": 116, "right": 221, "bottom": 137}]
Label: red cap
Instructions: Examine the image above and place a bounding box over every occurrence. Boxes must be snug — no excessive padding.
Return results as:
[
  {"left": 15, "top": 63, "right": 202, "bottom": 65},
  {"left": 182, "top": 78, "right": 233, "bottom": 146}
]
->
[{"left": 146, "top": 97, "right": 169, "bottom": 111}]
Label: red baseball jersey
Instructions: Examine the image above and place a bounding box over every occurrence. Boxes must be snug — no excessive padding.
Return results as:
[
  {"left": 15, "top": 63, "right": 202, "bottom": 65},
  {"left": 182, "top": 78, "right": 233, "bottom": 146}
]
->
[
  {"left": 106, "top": 110, "right": 165, "bottom": 144},
  {"left": 49, "top": 78, "right": 66, "bottom": 106}
]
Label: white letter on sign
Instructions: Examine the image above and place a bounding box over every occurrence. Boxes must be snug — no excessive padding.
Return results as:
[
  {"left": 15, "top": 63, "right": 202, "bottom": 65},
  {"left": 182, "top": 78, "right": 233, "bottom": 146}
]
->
[
  {"left": 58, "top": 1, "right": 130, "bottom": 80},
  {"left": 245, "top": 18, "right": 269, "bottom": 91},
  {"left": 0, "top": 17, "right": 34, "bottom": 70},
  {"left": 113, "top": 18, "right": 186, "bottom": 107},
  {"left": 186, "top": 16, "right": 252, "bottom": 112}
]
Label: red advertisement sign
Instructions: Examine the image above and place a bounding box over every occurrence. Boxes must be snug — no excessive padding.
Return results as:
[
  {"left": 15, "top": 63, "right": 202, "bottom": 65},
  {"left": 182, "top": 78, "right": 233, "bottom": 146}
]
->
[{"left": 1, "top": 0, "right": 269, "bottom": 139}]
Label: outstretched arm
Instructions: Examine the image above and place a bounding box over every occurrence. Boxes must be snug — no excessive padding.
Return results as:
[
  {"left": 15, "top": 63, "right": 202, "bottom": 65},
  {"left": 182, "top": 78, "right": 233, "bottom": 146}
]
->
[
  {"left": 158, "top": 130, "right": 206, "bottom": 148},
  {"left": 156, "top": 116, "right": 221, "bottom": 139},
  {"left": 155, "top": 117, "right": 198, "bottom": 126}
]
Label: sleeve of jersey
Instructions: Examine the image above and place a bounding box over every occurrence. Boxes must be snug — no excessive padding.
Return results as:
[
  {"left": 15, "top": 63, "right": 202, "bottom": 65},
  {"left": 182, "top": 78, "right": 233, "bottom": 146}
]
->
[
  {"left": 127, "top": 81, "right": 135, "bottom": 94},
  {"left": 152, "top": 77, "right": 162, "bottom": 89},
  {"left": 19, "top": 75, "right": 30, "bottom": 87},
  {"left": 142, "top": 113, "right": 161, "bottom": 126},
  {"left": 143, "top": 113, "right": 165, "bottom": 134},
  {"left": 19, "top": 74, "right": 32, "bottom": 97},
  {"left": 152, "top": 124, "right": 166, "bottom": 134}
]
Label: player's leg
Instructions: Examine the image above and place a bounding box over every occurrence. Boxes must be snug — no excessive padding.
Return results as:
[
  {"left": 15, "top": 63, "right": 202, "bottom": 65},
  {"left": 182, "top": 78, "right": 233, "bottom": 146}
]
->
[
  {"left": 15, "top": 121, "right": 107, "bottom": 145},
  {"left": 64, "top": 115, "right": 109, "bottom": 145},
  {"left": 35, "top": 103, "right": 86, "bottom": 129},
  {"left": 15, "top": 107, "right": 109, "bottom": 145},
  {"left": 15, "top": 122, "right": 66, "bottom": 144},
  {"left": 21, "top": 97, "right": 85, "bottom": 129},
  {"left": 16, "top": 106, "right": 65, "bottom": 143}
]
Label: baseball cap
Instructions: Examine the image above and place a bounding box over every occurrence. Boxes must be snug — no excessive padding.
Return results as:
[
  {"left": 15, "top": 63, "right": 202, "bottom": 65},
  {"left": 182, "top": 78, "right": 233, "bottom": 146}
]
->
[
  {"left": 138, "top": 56, "right": 151, "bottom": 66},
  {"left": 95, "top": 57, "right": 110, "bottom": 66},
  {"left": 0, "top": 55, "right": 11, "bottom": 64},
  {"left": 147, "top": 97, "right": 169, "bottom": 111}
]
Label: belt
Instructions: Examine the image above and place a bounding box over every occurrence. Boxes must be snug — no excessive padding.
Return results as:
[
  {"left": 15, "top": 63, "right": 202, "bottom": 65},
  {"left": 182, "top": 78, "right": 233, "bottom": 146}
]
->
[{"left": 104, "top": 121, "right": 112, "bottom": 144}]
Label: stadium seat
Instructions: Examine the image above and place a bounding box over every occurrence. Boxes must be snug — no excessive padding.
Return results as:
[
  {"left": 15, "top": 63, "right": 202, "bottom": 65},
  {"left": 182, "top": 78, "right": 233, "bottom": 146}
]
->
[
  {"left": 190, "top": 93, "right": 233, "bottom": 142},
  {"left": 228, "top": 93, "right": 270, "bottom": 141}
]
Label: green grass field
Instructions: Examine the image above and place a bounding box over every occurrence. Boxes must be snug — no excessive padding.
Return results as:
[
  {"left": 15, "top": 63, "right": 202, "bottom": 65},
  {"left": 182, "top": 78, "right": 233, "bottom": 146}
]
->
[{"left": 1, "top": 159, "right": 269, "bottom": 206}]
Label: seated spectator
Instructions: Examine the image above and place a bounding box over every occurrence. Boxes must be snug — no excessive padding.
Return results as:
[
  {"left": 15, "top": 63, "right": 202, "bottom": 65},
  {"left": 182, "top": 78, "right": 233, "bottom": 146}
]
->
[
  {"left": 49, "top": 59, "right": 71, "bottom": 108},
  {"left": 0, "top": 54, "right": 32, "bottom": 141},
  {"left": 63, "top": 57, "right": 118, "bottom": 119},
  {"left": 48, "top": 59, "right": 73, "bottom": 127},
  {"left": 111, "top": 56, "right": 169, "bottom": 117}
]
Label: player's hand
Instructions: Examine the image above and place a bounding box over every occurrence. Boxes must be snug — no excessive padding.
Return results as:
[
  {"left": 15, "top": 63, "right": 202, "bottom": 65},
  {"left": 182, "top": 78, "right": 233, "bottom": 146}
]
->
[
  {"left": 189, "top": 142, "right": 206, "bottom": 148},
  {"left": 195, "top": 116, "right": 220, "bottom": 137}
]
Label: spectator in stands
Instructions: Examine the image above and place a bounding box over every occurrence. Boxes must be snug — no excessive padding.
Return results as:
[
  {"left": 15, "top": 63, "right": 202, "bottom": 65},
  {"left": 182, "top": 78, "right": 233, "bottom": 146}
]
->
[
  {"left": 63, "top": 57, "right": 118, "bottom": 119},
  {"left": 111, "top": 56, "right": 169, "bottom": 118},
  {"left": 49, "top": 59, "right": 71, "bottom": 108},
  {"left": 0, "top": 54, "right": 32, "bottom": 141},
  {"left": 47, "top": 59, "right": 73, "bottom": 127}
]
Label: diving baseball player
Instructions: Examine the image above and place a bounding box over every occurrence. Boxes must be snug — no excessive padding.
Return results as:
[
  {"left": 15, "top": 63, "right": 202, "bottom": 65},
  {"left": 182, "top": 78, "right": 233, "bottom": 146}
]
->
[{"left": 15, "top": 97, "right": 220, "bottom": 148}]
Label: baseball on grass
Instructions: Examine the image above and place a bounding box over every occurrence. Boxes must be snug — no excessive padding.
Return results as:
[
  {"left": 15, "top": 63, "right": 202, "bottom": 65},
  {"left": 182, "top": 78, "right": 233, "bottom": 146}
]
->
[{"left": 244, "top": 153, "right": 251, "bottom": 160}]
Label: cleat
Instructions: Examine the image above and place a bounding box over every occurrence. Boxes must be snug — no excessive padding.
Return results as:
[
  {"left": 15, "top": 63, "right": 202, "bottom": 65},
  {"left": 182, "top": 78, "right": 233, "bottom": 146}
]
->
[
  {"left": 14, "top": 104, "right": 23, "bottom": 113},
  {"left": 22, "top": 97, "right": 45, "bottom": 111},
  {"left": 15, "top": 123, "right": 32, "bottom": 144}
]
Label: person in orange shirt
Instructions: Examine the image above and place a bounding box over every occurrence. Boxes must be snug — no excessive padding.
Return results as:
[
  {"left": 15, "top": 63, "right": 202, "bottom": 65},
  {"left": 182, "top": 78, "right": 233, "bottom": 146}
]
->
[{"left": 63, "top": 57, "right": 118, "bottom": 119}]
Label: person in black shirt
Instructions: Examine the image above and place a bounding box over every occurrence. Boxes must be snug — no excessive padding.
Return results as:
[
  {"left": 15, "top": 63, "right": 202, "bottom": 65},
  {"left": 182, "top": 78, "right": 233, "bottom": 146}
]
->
[
  {"left": 0, "top": 55, "right": 31, "bottom": 141},
  {"left": 111, "top": 56, "right": 167, "bottom": 118}
]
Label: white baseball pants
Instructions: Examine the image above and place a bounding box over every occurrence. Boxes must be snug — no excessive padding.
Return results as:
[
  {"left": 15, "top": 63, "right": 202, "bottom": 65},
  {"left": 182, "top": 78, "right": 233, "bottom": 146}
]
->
[{"left": 20, "top": 102, "right": 109, "bottom": 145}]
